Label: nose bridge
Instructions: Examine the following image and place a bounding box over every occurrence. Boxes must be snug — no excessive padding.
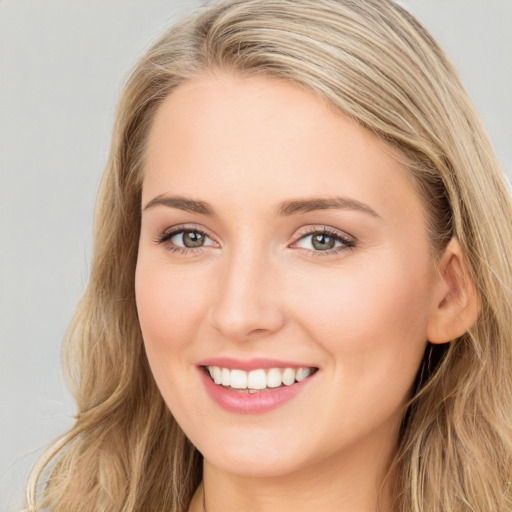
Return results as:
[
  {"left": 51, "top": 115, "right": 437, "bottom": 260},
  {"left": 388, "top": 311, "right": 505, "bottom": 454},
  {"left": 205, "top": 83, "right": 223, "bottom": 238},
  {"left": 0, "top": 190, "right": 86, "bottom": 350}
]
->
[{"left": 209, "top": 242, "right": 285, "bottom": 341}]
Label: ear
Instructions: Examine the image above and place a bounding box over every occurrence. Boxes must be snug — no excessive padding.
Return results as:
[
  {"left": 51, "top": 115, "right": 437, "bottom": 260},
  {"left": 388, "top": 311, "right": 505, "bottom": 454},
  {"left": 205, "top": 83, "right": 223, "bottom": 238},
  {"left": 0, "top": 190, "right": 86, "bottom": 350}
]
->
[{"left": 427, "top": 238, "right": 480, "bottom": 344}]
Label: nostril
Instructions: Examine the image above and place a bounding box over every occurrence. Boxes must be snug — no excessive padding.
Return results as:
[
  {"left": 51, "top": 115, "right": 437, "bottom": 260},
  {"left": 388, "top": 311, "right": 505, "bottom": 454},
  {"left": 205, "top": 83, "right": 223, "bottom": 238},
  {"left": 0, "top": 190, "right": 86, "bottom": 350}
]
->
[{"left": 248, "top": 328, "right": 266, "bottom": 335}]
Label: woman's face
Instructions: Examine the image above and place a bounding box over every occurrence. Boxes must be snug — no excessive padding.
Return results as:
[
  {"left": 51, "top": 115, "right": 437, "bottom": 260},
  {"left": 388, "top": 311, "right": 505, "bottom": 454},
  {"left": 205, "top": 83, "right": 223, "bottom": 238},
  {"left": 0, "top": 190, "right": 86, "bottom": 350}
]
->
[{"left": 136, "top": 71, "right": 439, "bottom": 478}]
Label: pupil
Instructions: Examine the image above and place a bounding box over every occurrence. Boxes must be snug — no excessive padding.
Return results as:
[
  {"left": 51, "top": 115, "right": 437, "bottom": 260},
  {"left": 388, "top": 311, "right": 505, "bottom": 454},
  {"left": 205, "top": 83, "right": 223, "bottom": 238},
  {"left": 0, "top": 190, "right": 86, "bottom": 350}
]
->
[
  {"left": 183, "top": 231, "right": 204, "bottom": 247},
  {"left": 312, "top": 233, "right": 335, "bottom": 250}
]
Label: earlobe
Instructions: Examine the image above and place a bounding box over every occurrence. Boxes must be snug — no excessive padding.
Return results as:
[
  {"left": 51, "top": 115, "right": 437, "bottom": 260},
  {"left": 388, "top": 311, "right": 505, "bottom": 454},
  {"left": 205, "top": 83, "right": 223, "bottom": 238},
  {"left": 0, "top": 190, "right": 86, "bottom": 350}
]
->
[{"left": 427, "top": 238, "right": 480, "bottom": 344}]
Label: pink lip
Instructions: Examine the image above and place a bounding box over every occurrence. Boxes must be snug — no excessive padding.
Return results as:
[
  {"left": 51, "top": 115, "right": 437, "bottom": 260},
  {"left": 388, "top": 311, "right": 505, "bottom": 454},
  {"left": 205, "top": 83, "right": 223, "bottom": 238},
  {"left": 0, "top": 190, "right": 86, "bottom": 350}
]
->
[
  {"left": 197, "top": 357, "right": 314, "bottom": 371},
  {"left": 198, "top": 361, "right": 317, "bottom": 414}
]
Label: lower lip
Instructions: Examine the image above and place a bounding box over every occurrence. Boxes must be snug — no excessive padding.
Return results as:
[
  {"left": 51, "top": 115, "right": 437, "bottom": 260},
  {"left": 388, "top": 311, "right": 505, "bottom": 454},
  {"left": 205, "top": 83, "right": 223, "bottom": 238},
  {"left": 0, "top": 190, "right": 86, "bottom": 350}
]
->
[{"left": 199, "top": 368, "right": 315, "bottom": 414}]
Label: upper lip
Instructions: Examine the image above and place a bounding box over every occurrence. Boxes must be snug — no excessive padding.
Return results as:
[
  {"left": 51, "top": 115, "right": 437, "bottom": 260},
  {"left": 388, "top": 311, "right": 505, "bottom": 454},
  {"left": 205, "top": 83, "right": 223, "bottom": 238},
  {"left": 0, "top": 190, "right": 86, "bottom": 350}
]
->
[{"left": 197, "top": 357, "right": 318, "bottom": 371}]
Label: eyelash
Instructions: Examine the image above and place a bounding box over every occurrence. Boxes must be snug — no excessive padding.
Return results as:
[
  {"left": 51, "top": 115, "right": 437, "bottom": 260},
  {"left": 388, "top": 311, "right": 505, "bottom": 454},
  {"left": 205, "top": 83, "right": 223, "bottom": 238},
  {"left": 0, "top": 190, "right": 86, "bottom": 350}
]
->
[
  {"left": 155, "top": 225, "right": 213, "bottom": 256},
  {"left": 154, "top": 225, "right": 356, "bottom": 257},
  {"left": 293, "top": 227, "right": 355, "bottom": 257}
]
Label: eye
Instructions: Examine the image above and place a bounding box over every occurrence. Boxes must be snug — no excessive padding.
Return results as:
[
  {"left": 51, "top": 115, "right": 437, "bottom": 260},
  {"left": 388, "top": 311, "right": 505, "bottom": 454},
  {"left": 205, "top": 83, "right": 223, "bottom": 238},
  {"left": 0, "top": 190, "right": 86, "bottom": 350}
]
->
[
  {"left": 170, "top": 230, "right": 208, "bottom": 248},
  {"left": 155, "top": 226, "right": 217, "bottom": 254},
  {"left": 293, "top": 228, "right": 355, "bottom": 255}
]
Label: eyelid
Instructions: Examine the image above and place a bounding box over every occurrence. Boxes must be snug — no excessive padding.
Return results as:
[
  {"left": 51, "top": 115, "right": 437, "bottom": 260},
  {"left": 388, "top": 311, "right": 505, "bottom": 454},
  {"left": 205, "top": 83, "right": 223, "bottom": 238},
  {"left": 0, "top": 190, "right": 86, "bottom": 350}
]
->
[
  {"left": 293, "top": 224, "right": 355, "bottom": 240},
  {"left": 290, "top": 225, "right": 356, "bottom": 256},
  {"left": 155, "top": 223, "right": 220, "bottom": 248},
  {"left": 154, "top": 223, "right": 356, "bottom": 257}
]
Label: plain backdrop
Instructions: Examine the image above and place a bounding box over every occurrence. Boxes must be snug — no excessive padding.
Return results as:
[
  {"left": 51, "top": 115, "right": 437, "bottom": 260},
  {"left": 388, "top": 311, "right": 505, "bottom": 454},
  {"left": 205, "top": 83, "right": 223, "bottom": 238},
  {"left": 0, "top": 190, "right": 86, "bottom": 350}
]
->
[{"left": 1, "top": 1, "right": 511, "bottom": 510}]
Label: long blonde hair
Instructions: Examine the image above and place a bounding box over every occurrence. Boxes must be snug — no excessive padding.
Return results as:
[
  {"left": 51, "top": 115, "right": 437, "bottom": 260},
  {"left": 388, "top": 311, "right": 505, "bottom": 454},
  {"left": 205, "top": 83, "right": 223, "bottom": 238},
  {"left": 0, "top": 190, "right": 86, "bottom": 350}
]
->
[{"left": 26, "top": 1, "right": 512, "bottom": 510}]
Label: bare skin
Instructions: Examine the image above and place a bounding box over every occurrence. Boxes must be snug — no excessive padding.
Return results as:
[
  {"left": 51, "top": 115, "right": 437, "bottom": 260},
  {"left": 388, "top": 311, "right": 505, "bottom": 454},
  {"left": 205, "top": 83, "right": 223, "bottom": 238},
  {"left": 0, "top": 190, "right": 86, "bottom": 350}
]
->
[{"left": 136, "top": 71, "right": 477, "bottom": 512}]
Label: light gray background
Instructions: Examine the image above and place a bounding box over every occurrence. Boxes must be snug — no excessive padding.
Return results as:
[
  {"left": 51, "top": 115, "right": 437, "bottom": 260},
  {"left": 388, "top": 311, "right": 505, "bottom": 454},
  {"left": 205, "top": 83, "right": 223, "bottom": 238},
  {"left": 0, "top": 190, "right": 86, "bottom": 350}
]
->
[{"left": 1, "top": 1, "right": 511, "bottom": 510}]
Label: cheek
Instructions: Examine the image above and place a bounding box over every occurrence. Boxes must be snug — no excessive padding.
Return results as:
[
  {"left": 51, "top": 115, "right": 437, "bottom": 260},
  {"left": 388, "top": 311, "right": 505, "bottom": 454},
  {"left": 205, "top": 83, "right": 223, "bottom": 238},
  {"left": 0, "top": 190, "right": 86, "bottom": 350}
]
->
[
  {"left": 289, "top": 252, "right": 433, "bottom": 380},
  {"left": 134, "top": 257, "right": 220, "bottom": 429},
  {"left": 279, "top": 256, "right": 433, "bottom": 442},
  {"left": 135, "top": 257, "right": 212, "bottom": 378}
]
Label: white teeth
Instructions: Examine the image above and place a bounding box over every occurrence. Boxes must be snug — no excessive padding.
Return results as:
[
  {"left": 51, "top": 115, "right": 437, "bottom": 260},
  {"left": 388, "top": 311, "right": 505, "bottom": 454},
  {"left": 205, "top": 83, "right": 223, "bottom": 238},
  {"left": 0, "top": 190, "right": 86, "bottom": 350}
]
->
[
  {"left": 206, "top": 366, "right": 315, "bottom": 390},
  {"left": 247, "top": 369, "right": 267, "bottom": 389},
  {"left": 282, "top": 367, "right": 295, "bottom": 386},
  {"left": 267, "top": 368, "right": 282, "bottom": 388},
  {"left": 212, "top": 366, "right": 222, "bottom": 384},
  {"left": 296, "top": 367, "right": 312, "bottom": 382},
  {"left": 230, "top": 369, "right": 248, "bottom": 389}
]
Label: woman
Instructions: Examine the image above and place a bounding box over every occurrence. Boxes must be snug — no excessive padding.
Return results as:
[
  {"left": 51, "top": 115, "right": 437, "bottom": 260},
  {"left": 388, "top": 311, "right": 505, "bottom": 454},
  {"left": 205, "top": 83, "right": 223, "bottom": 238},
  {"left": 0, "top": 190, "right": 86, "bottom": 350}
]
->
[{"left": 25, "top": 0, "right": 512, "bottom": 511}]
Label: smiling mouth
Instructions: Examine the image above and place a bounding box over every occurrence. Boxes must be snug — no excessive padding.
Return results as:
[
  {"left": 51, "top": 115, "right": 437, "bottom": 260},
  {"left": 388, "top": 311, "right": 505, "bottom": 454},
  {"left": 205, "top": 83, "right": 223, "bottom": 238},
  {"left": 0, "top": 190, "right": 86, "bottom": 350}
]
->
[{"left": 203, "top": 366, "right": 318, "bottom": 393}]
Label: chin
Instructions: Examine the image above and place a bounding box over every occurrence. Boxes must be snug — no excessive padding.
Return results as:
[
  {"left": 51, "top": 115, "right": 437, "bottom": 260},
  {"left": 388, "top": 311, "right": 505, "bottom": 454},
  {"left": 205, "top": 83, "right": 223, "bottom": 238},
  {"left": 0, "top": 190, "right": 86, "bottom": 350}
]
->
[
  {"left": 204, "top": 449, "right": 308, "bottom": 478},
  {"left": 193, "top": 427, "right": 313, "bottom": 478}
]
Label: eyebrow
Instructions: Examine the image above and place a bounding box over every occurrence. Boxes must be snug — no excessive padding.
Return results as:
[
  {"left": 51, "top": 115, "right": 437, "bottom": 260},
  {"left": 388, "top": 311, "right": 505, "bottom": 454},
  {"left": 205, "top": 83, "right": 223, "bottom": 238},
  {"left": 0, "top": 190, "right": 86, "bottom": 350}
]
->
[
  {"left": 143, "top": 194, "right": 380, "bottom": 218},
  {"left": 276, "top": 197, "right": 380, "bottom": 218},
  {"left": 143, "top": 194, "right": 214, "bottom": 215}
]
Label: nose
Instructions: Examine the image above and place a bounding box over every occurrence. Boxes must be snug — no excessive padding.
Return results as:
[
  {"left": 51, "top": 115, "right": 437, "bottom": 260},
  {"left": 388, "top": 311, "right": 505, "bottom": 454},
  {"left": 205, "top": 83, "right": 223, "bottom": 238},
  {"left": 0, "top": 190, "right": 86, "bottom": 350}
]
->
[{"left": 209, "top": 248, "right": 286, "bottom": 342}]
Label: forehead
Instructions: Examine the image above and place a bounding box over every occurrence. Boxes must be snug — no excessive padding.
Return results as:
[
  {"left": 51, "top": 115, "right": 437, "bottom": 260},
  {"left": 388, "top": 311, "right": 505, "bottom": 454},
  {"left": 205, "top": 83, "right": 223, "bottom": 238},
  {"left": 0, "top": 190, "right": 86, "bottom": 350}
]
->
[{"left": 142, "top": 71, "right": 424, "bottom": 225}]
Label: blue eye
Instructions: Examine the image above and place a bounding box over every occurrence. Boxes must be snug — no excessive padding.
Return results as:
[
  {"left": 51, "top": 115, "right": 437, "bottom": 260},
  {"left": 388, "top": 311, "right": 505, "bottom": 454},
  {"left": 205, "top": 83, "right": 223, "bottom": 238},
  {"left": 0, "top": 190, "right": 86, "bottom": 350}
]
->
[
  {"left": 155, "top": 226, "right": 355, "bottom": 257},
  {"left": 294, "top": 229, "right": 355, "bottom": 254}
]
